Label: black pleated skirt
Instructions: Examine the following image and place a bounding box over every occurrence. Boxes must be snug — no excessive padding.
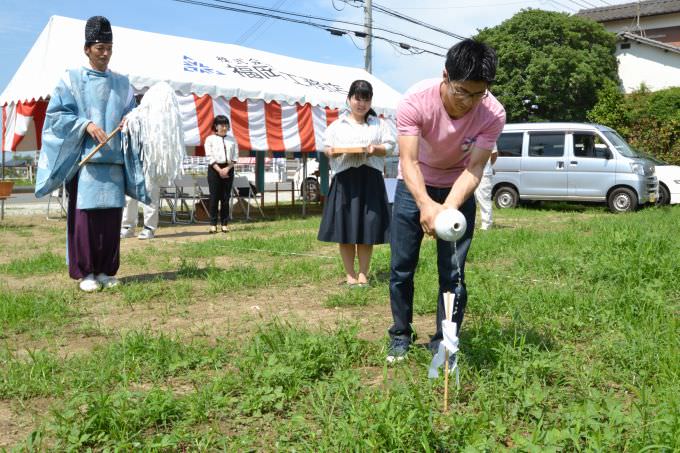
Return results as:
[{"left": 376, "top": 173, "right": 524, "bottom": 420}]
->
[{"left": 317, "top": 165, "right": 390, "bottom": 245}]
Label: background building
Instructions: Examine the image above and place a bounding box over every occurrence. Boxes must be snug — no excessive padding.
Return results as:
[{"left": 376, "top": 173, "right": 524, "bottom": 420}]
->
[{"left": 577, "top": 0, "right": 680, "bottom": 92}]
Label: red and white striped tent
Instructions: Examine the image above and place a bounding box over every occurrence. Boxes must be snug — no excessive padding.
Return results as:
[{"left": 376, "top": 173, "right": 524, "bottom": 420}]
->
[{"left": 1, "top": 15, "right": 401, "bottom": 155}]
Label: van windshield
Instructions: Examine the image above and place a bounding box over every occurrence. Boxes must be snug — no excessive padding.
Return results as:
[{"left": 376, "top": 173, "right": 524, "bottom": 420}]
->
[
  {"left": 640, "top": 154, "right": 668, "bottom": 165},
  {"left": 602, "top": 131, "right": 641, "bottom": 158}
]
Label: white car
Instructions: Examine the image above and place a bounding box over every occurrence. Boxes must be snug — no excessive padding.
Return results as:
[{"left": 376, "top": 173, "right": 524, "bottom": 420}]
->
[{"left": 646, "top": 156, "right": 680, "bottom": 205}]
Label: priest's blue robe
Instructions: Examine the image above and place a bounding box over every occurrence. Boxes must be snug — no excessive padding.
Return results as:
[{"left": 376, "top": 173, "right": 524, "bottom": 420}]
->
[
  {"left": 35, "top": 67, "right": 148, "bottom": 279},
  {"left": 35, "top": 67, "right": 149, "bottom": 207}
]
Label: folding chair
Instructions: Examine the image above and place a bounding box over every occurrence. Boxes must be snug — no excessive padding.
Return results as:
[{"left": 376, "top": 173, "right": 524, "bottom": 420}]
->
[
  {"left": 232, "top": 176, "right": 263, "bottom": 220},
  {"left": 46, "top": 183, "right": 68, "bottom": 220},
  {"left": 172, "top": 175, "right": 198, "bottom": 224},
  {"left": 193, "top": 176, "right": 211, "bottom": 223},
  {"left": 158, "top": 184, "right": 177, "bottom": 224}
]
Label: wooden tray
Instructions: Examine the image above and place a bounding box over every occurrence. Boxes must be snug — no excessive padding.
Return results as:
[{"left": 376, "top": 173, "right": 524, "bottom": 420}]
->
[{"left": 334, "top": 147, "right": 367, "bottom": 154}]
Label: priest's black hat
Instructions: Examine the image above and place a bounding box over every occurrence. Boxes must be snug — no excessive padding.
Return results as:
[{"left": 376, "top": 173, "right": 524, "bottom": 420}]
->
[{"left": 85, "top": 16, "right": 113, "bottom": 45}]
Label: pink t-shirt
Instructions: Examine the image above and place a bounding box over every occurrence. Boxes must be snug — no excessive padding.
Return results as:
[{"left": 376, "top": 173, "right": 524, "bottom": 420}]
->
[{"left": 397, "top": 78, "right": 506, "bottom": 188}]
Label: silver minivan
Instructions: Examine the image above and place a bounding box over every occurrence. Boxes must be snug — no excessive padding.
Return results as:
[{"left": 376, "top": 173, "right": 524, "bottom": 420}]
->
[{"left": 492, "top": 123, "right": 658, "bottom": 213}]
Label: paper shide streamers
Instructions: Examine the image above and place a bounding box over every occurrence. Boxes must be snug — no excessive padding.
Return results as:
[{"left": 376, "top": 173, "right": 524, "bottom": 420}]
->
[{"left": 123, "top": 82, "right": 185, "bottom": 186}]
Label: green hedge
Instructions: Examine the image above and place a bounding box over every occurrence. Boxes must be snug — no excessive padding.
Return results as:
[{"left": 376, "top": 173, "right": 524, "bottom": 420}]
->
[{"left": 587, "top": 82, "right": 680, "bottom": 164}]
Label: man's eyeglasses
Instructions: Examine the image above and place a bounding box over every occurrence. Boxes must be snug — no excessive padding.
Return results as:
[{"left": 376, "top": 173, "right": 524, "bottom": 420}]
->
[{"left": 447, "top": 82, "right": 489, "bottom": 101}]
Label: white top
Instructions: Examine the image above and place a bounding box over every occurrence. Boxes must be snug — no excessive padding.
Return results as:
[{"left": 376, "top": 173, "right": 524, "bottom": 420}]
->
[
  {"left": 204, "top": 134, "right": 238, "bottom": 165},
  {"left": 323, "top": 113, "right": 396, "bottom": 175},
  {"left": 482, "top": 149, "right": 498, "bottom": 177}
]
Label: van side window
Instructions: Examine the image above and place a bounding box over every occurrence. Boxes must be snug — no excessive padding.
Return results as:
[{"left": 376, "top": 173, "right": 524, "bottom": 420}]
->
[
  {"left": 574, "top": 133, "right": 610, "bottom": 158},
  {"left": 497, "top": 133, "right": 523, "bottom": 157},
  {"left": 528, "top": 133, "right": 565, "bottom": 157},
  {"left": 574, "top": 133, "right": 596, "bottom": 157},
  {"left": 593, "top": 135, "right": 610, "bottom": 158}
]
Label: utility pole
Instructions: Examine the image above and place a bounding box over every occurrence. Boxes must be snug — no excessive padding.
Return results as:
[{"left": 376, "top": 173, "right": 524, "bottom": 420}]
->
[{"left": 364, "top": 0, "right": 372, "bottom": 73}]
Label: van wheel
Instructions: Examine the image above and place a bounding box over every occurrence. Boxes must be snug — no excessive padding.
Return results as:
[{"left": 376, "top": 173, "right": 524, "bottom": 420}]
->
[
  {"left": 608, "top": 188, "right": 638, "bottom": 213},
  {"left": 657, "top": 184, "right": 670, "bottom": 206},
  {"left": 494, "top": 186, "right": 519, "bottom": 209}
]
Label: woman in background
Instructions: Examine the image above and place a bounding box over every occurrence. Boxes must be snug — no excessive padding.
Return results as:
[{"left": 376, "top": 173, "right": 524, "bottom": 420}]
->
[
  {"left": 205, "top": 115, "right": 238, "bottom": 233},
  {"left": 318, "top": 80, "right": 395, "bottom": 286}
]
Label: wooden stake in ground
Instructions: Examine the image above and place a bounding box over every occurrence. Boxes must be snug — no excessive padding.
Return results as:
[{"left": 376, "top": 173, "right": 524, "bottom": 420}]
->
[
  {"left": 443, "top": 291, "right": 455, "bottom": 413},
  {"left": 78, "top": 126, "right": 122, "bottom": 167}
]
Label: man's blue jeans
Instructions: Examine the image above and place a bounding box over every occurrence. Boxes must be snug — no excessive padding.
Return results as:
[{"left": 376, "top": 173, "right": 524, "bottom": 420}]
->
[{"left": 388, "top": 179, "right": 476, "bottom": 349}]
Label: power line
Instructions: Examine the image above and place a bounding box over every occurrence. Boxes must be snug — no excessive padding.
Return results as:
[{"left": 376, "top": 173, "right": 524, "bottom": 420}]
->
[
  {"left": 375, "top": 0, "right": 541, "bottom": 9},
  {"left": 348, "top": 33, "right": 368, "bottom": 51},
  {"left": 235, "top": 0, "right": 288, "bottom": 44},
  {"left": 547, "top": 0, "right": 577, "bottom": 12},
  {"left": 331, "top": 0, "right": 347, "bottom": 11},
  {"left": 205, "top": 0, "right": 448, "bottom": 49},
  {"left": 171, "top": 0, "right": 445, "bottom": 56},
  {"left": 372, "top": 3, "right": 467, "bottom": 40},
  {"left": 339, "top": 0, "right": 467, "bottom": 41},
  {"left": 564, "top": 0, "right": 599, "bottom": 9}
]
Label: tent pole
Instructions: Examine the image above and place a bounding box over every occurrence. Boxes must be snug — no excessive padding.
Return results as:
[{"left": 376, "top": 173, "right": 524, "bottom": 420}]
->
[
  {"left": 319, "top": 151, "right": 329, "bottom": 197},
  {"left": 302, "top": 153, "right": 307, "bottom": 217},
  {"left": 1, "top": 151, "right": 5, "bottom": 220},
  {"left": 256, "top": 152, "right": 265, "bottom": 212}
]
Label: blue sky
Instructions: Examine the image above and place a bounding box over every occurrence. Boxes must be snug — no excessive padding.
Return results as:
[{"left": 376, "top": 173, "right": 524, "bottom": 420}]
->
[{"left": 0, "top": 0, "right": 619, "bottom": 96}]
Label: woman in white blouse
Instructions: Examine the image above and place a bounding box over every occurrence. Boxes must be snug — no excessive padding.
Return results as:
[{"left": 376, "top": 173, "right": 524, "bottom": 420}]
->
[
  {"left": 318, "top": 80, "right": 396, "bottom": 286},
  {"left": 204, "top": 115, "right": 238, "bottom": 233}
]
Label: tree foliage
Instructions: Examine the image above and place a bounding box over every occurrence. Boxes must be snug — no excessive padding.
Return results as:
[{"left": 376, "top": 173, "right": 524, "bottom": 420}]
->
[
  {"left": 586, "top": 79, "right": 630, "bottom": 134},
  {"left": 475, "top": 9, "right": 619, "bottom": 122},
  {"left": 588, "top": 84, "right": 680, "bottom": 164}
]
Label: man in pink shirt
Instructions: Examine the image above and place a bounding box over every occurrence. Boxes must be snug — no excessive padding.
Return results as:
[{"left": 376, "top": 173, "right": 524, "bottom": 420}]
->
[{"left": 387, "top": 39, "right": 506, "bottom": 364}]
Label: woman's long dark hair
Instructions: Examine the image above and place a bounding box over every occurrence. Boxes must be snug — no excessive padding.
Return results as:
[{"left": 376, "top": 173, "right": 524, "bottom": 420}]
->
[{"left": 348, "top": 80, "right": 377, "bottom": 121}]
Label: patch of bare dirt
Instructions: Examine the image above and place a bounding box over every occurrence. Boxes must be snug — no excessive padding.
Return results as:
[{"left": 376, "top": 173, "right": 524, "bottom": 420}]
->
[
  {"left": 0, "top": 397, "right": 53, "bottom": 450},
  {"left": 2, "top": 214, "right": 444, "bottom": 355},
  {"left": 8, "top": 332, "right": 111, "bottom": 361},
  {"left": 0, "top": 217, "right": 67, "bottom": 262},
  {"left": 1, "top": 273, "right": 74, "bottom": 291}
]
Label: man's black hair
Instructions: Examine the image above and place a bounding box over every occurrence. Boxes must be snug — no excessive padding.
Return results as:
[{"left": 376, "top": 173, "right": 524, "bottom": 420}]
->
[{"left": 445, "top": 39, "right": 497, "bottom": 83}]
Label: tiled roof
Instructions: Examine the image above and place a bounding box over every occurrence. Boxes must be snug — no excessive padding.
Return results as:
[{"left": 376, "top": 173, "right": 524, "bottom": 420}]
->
[
  {"left": 576, "top": 0, "right": 680, "bottom": 22},
  {"left": 618, "top": 31, "right": 680, "bottom": 53}
]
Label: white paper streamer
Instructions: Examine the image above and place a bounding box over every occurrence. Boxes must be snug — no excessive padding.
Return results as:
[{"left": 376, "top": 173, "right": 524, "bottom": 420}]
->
[
  {"left": 428, "top": 320, "right": 460, "bottom": 385},
  {"left": 124, "top": 82, "right": 185, "bottom": 186}
]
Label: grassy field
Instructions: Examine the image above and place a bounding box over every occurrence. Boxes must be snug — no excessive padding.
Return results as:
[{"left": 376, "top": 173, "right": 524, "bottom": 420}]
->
[{"left": 0, "top": 202, "right": 678, "bottom": 451}]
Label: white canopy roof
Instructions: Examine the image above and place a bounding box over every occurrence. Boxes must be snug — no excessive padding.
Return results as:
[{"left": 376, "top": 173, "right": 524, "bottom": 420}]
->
[{"left": 0, "top": 15, "right": 401, "bottom": 115}]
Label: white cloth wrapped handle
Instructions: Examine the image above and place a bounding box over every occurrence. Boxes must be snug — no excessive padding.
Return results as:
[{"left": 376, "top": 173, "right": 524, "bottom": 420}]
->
[{"left": 428, "top": 320, "right": 460, "bottom": 386}]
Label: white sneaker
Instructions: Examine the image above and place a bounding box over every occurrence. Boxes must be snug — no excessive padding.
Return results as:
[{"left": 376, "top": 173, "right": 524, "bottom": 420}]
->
[
  {"left": 120, "top": 227, "right": 135, "bottom": 239},
  {"left": 79, "top": 274, "right": 101, "bottom": 292},
  {"left": 96, "top": 273, "right": 120, "bottom": 289},
  {"left": 137, "top": 227, "right": 154, "bottom": 240}
]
